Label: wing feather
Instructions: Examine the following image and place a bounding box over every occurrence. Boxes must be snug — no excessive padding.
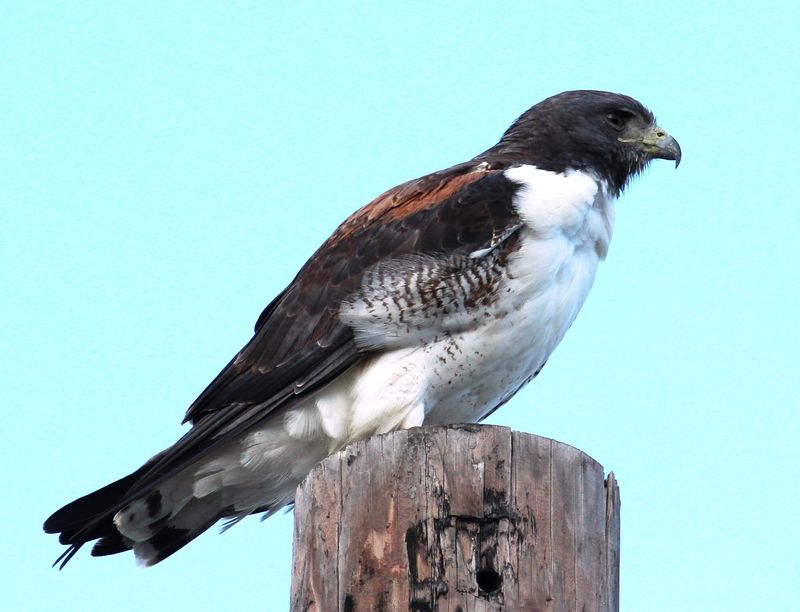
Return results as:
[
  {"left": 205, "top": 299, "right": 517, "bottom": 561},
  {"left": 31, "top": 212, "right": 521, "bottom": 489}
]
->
[
  {"left": 117, "top": 161, "right": 522, "bottom": 508},
  {"left": 183, "top": 161, "right": 502, "bottom": 424},
  {"left": 46, "top": 160, "right": 528, "bottom": 555}
]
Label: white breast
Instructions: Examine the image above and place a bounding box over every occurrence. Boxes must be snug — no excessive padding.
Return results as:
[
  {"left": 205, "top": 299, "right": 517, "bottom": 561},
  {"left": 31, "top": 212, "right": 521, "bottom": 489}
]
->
[
  {"left": 419, "top": 165, "right": 614, "bottom": 424},
  {"left": 176, "top": 165, "right": 616, "bottom": 518}
]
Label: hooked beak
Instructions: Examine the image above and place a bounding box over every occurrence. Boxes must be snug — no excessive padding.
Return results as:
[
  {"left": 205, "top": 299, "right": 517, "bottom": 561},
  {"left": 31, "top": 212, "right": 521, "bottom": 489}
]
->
[{"left": 635, "top": 125, "right": 682, "bottom": 168}]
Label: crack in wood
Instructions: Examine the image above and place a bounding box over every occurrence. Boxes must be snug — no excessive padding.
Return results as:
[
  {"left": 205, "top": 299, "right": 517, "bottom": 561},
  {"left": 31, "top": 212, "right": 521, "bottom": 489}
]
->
[{"left": 291, "top": 425, "right": 620, "bottom": 611}]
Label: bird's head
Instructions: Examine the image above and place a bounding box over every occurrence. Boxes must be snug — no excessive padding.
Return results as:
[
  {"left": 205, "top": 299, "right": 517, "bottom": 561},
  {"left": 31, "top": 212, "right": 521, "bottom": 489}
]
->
[{"left": 479, "top": 90, "right": 681, "bottom": 195}]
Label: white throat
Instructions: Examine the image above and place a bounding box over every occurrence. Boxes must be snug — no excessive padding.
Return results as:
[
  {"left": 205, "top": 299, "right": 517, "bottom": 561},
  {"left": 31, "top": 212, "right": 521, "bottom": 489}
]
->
[{"left": 504, "top": 164, "right": 614, "bottom": 260}]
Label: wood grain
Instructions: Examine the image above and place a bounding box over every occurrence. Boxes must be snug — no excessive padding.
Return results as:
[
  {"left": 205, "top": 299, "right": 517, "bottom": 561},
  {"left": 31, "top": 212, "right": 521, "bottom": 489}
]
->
[{"left": 291, "top": 425, "right": 620, "bottom": 612}]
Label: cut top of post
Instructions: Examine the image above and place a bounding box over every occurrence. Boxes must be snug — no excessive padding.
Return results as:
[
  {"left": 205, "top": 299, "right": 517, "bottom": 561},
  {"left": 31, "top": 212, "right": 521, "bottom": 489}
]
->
[{"left": 291, "top": 424, "right": 620, "bottom": 612}]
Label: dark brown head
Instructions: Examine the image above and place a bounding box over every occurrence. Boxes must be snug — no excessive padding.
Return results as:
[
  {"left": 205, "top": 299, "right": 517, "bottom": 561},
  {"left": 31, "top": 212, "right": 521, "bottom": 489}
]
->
[{"left": 478, "top": 90, "right": 681, "bottom": 195}]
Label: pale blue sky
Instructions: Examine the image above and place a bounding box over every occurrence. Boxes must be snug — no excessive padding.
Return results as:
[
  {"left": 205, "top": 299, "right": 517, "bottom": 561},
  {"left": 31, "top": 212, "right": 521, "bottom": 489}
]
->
[{"left": 2, "top": 2, "right": 798, "bottom": 610}]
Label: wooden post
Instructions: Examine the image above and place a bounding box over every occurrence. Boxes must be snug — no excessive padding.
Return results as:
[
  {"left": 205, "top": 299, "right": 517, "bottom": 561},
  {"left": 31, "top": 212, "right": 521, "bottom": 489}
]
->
[{"left": 291, "top": 425, "right": 620, "bottom": 612}]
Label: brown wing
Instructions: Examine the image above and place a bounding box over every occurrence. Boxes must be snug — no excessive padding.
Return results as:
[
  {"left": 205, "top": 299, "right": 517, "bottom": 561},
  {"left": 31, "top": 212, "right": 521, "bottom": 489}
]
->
[
  {"left": 182, "top": 160, "right": 501, "bottom": 424},
  {"left": 113, "top": 160, "right": 523, "bottom": 507}
]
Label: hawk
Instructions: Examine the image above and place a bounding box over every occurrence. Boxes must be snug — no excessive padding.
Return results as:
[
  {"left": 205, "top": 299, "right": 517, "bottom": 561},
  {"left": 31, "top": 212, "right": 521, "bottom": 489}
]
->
[{"left": 45, "top": 90, "right": 680, "bottom": 567}]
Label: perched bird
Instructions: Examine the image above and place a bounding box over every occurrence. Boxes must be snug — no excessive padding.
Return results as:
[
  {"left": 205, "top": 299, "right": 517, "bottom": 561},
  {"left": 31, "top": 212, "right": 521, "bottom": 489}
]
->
[{"left": 45, "top": 90, "right": 680, "bottom": 567}]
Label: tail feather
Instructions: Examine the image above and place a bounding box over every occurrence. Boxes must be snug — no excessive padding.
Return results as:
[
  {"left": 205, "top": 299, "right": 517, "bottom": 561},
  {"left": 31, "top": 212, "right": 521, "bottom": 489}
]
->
[
  {"left": 132, "top": 494, "right": 222, "bottom": 567},
  {"left": 45, "top": 468, "right": 150, "bottom": 568},
  {"left": 91, "top": 533, "right": 130, "bottom": 557},
  {"left": 44, "top": 470, "right": 144, "bottom": 544},
  {"left": 44, "top": 451, "right": 226, "bottom": 568},
  {"left": 44, "top": 433, "right": 298, "bottom": 567}
]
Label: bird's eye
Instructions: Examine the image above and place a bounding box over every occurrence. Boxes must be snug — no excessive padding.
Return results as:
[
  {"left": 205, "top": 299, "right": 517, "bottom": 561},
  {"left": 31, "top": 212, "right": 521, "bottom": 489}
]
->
[{"left": 605, "top": 112, "right": 626, "bottom": 131}]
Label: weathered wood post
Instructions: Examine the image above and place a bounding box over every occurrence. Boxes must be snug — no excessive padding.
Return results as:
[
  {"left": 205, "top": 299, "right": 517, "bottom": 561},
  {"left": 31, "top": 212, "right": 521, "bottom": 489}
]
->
[{"left": 291, "top": 425, "right": 620, "bottom": 611}]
